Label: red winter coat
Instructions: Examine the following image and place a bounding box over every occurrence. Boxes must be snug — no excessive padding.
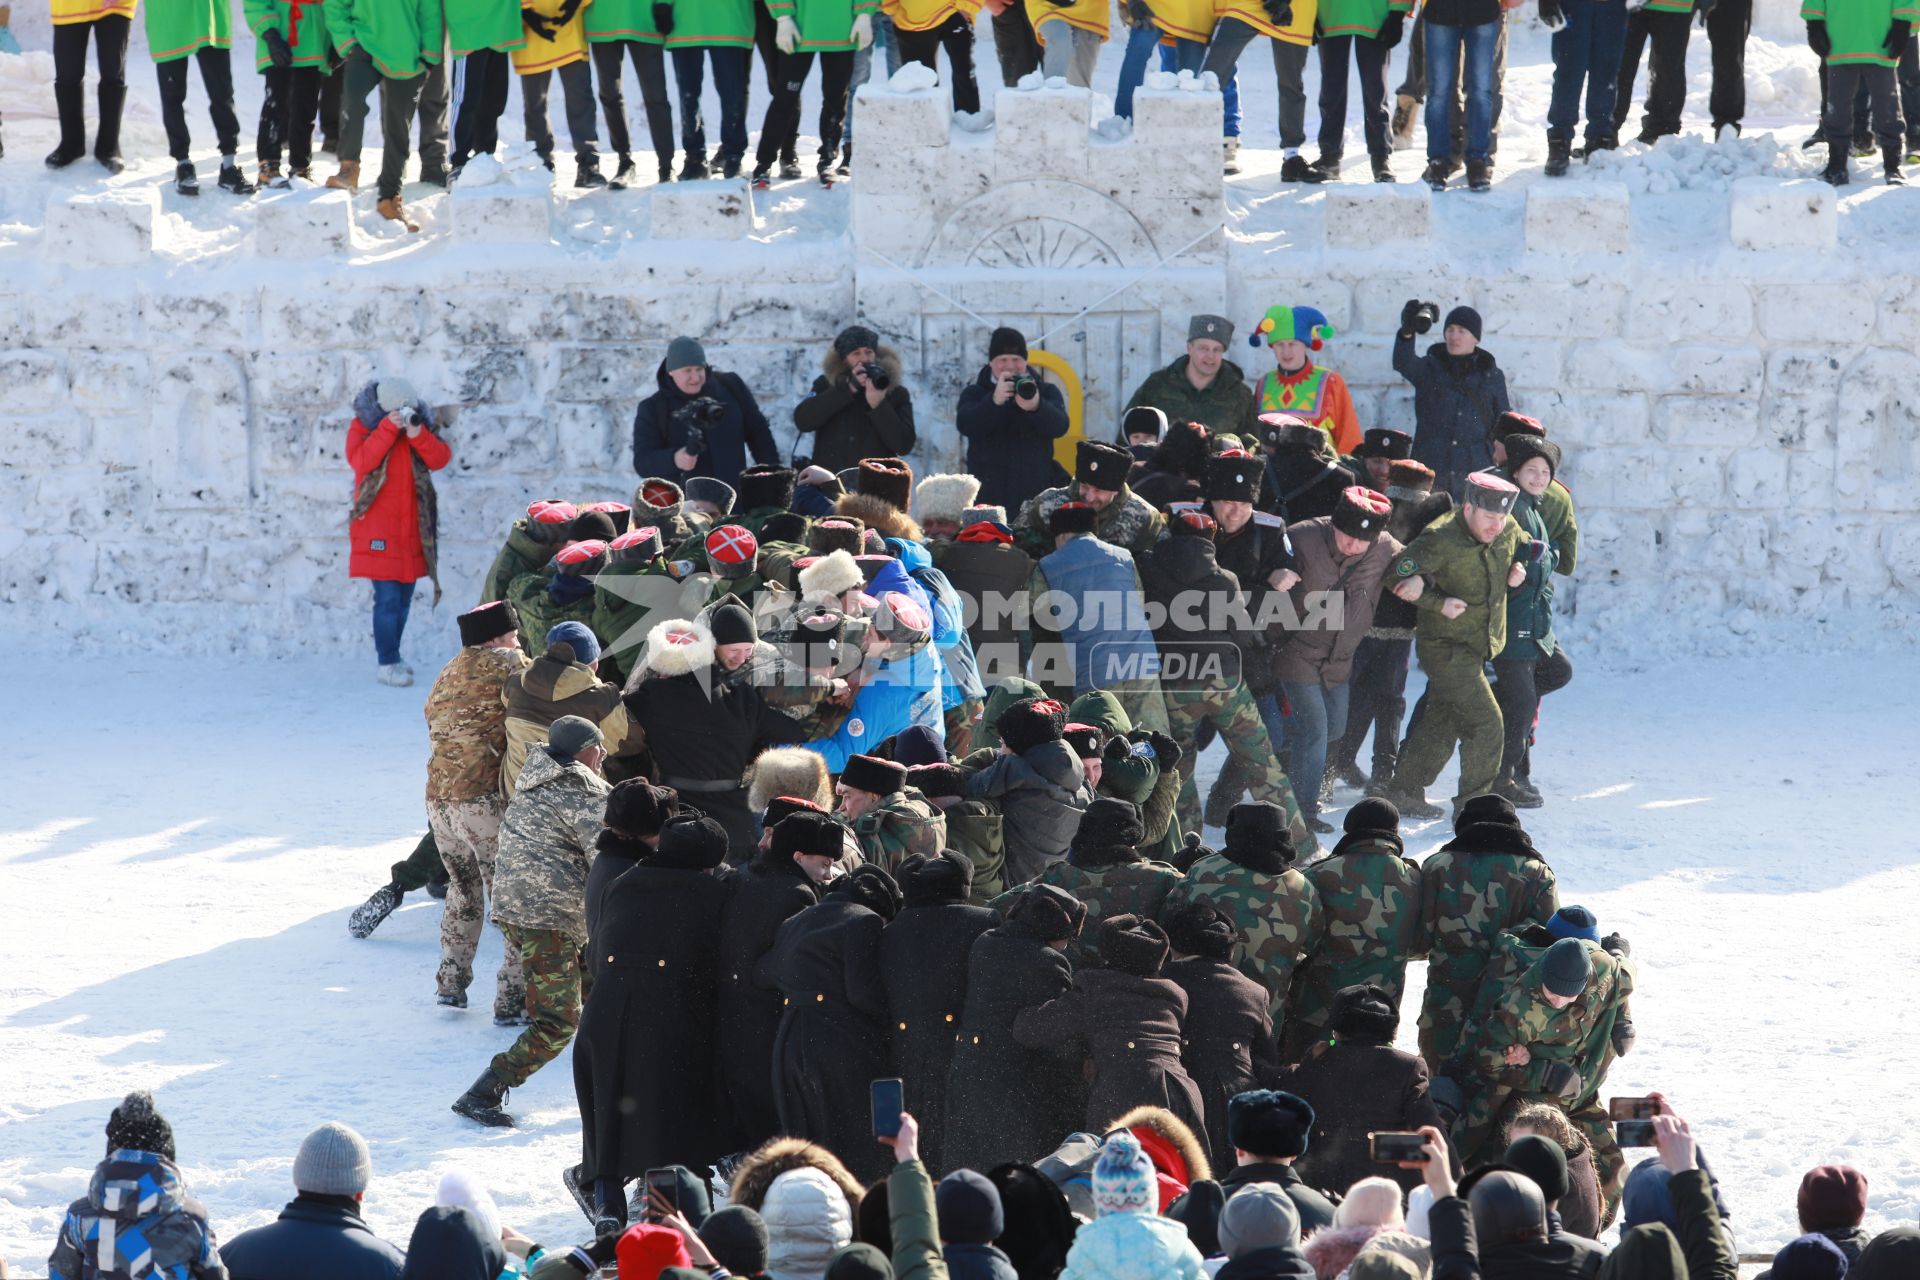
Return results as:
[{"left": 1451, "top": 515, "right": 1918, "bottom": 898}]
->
[{"left": 347, "top": 414, "right": 450, "bottom": 581}]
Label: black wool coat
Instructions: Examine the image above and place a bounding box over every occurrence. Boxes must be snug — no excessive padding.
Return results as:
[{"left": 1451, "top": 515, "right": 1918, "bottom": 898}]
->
[
  {"left": 1012, "top": 967, "right": 1207, "bottom": 1140},
  {"left": 764, "top": 897, "right": 895, "bottom": 1185},
  {"left": 716, "top": 846, "right": 820, "bottom": 1153},
  {"left": 1277, "top": 1038, "right": 1445, "bottom": 1198},
  {"left": 584, "top": 838, "right": 646, "bottom": 954},
  {"left": 1261, "top": 452, "right": 1358, "bottom": 524},
  {"left": 573, "top": 841, "right": 732, "bottom": 1184},
  {"left": 944, "top": 922, "right": 1080, "bottom": 1174},
  {"left": 1164, "top": 956, "right": 1279, "bottom": 1170},
  {"left": 879, "top": 900, "right": 1001, "bottom": 1175}
]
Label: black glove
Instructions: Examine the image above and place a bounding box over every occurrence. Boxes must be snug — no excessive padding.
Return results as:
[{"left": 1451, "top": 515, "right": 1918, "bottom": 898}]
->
[
  {"left": 1377, "top": 10, "right": 1404, "bottom": 47},
  {"left": 1888, "top": 18, "right": 1912, "bottom": 53},
  {"left": 554, "top": 0, "right": 584, "bottom": 24},
  {"left": 586, "top": 1235, "right": 620, "bottom": 1268},
  {"left": 1263, "top": 0, "right": 1294, "bottom": 24},
  {"left": 265, "top": 27, "right": 294, "bottom": 68},
  {"left": 1102, "top": 736, "right": 1133, "bottom": 764},
  {"left": 1540, "top": 1061, "right": 1583, "bottom": 1101},
  {"left": 1398, "top": 298, "right": 1426, "bottom": 335},
  {"left": 653, "top": 0, "right": 675, "bottom": 30},
  {"left": 1612, "top": 1016, "right": 1637, "bottom": 1057},
  {"left": 1146, "top": 730, "right": 1183, "bottom": 769},
  {"left": 524, "top": 11, "right": 557, "bottom": 39},
  {"left": 1430, "top": 1076, "right": 1465, "bottom": 1124},
  {"left": 1127, "top": 0, "right": 1152, "bottom": 22},
  {"left": 1601, "top": 931, "right": 1631, "bottom": 958},
  {"left": 1693, "top": 0, "right": 1714, "bottom": 27},
  {"left": 1538, "top": 0, "right": 1563, "bottom": 24},
  {"left": 1807, "top": 19, "right": 1831, "bottom": 57}
]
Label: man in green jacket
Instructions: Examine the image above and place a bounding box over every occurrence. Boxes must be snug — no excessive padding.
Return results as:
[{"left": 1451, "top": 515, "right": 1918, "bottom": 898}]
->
[
  {"left": 1804, "top": 0, "right": 1915, "bottom": 184},
  {"left": 245, "top": 0, "right": 333, "bottom": 185},
  {"left": 1380, "top": 470, "right": 1536, "bottom": 819},
  {"left": 1122, "top": 315, "right": 1259, "bottom": 440},
  {"left": 149, "top": 0, "right": 257, "bottom": 195},
  {"left": 1313, "top": 0, "right": 1411, "bottom": 182},
  {"left": 660, "top": 0, "right": 757, "bottom": 178},
  {"left": 588, "top": 0, "right": 677, "bottom": 186},
  {"left": 325, "top": 0, "right": 445, "bottom": 228}
]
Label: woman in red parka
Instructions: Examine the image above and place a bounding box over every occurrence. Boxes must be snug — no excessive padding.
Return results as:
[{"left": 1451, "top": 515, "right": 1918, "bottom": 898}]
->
[{"left": 347, "top": 377, "right": 451, "bottom": 686}]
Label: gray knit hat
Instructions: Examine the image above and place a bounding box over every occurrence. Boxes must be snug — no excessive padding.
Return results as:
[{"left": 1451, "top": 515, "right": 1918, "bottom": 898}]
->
[
  {"left": 666, "top": 336, "right": 708, "bottom": 372},
  {"left": 548, "top": 715, "right": 605, "bottom": 759},
  {"left": 293, "top": 1122, "right": 372, "bottom": 1196}
]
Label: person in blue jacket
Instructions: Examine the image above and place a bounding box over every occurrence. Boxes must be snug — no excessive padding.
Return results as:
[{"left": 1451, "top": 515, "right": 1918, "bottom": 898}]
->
[
  {"left": 631, "top": 336, "right": 780, "bottom": 488},
  {"left": 804, "top": 558, "right": 945, "bottom": 770},
  {"left": 49, "top": 1092, "right": 227, "bottom": 1280},
  {"left": 891, "top": 536, "right": 988, "bottom": 752},
  {"left": 222, "top": 1123, "right": 405, "bottom": 1280}
]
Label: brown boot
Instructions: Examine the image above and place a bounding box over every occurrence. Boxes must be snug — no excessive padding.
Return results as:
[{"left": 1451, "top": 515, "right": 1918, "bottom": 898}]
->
[
  {"left": 326, "top": 160, "right": 360, "bottom": 192},
  {"left": 377, "top": 194, "right": 419, "bottom": 232},
  {"left": 258, "top": 161, "right": 282, "bottom": 188}
]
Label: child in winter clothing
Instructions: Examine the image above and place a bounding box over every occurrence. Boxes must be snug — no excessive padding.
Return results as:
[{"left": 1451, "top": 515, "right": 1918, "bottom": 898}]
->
[
  {"left": 323, "top": 0, "right": 445, "bottom": 225},
  {"left": 245, "top": 0, "right": 331, "bottom": 184},
  {"left": 49, "top": 1092, "right": 227, "bottom": 1280},
  {"left": 147, "top": 0, "right": 257, "bottom": 195},
  {"left": 1058, "top": 1134, "right": 1206, "bottom": 1280},
  {"left": 47, "top": 0, "right": 136, "bottom": 172},
  {"left": 515, "top": 0, "right": 608, "bottom": 186}
]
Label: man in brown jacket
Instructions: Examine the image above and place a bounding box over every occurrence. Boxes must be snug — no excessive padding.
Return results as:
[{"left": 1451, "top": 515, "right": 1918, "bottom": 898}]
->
[
  {"left": 426, "top": 600, "right": 532, "bottom": 1022},
  {"left": 1274, "top": 487, "right": 1401, "bottom": 833},
  {"left": 500, "top": 620, "right": 631, "bottom": 801}
]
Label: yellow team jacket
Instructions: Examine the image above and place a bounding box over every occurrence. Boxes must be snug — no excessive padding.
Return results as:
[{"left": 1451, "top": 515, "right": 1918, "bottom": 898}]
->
[
  {"left": 1025, "top": 0, "right": 1107, "bottom": 42},
  {"left": 514, "top": 0, "right": 591, "bottom": 71},
  {"left": 884, "top": 0, "right": 980, "bottom": 33},
  {"left": 1213, "top": 0, "right": 1315, "bottom": 46},
  {"left": 54, "top": 0, "right": 139, "bottom": 24},
  {"left": 1147, "top": 0, "right": 1213, "bottom": 42}
]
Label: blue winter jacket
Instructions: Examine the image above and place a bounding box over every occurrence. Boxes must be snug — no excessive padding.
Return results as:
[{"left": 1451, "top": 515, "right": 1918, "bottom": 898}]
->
[
  {"left": 804, "top": 558, "right": 944, "bottom": 769},
  {"left": 890, "top": 538, "right": 986, "bottom": 710},
  {"left": 1035, "top": 534, "right": 1160, "bottom": 694},
  {"left": 50, "top": 1149, "right": 226, "bottom": 1280}
]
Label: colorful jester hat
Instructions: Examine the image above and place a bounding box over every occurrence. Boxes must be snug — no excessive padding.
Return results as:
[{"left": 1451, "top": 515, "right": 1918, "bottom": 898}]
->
[{"left": 1249, "top": 305, "right": 1335, "bottom": 350}]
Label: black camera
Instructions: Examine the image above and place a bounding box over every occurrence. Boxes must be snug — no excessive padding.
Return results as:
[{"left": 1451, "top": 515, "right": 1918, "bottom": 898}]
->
[
  {"left": 1412, "top": 302, "right": 1440, "bottom": 334},
  {"left": 1012, "top": 373, "right": 1039, "bottom": 399},
  {"left": 673, "top": 396, "right": 724, "bottom": 456},
  {"left": 860, "top": 362, "right": 892, "bottom": 392}
]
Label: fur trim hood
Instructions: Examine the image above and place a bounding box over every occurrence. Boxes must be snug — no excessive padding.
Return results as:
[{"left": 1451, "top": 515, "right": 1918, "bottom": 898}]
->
[
  {"left": 729, "top": 1137, "right": 864, "bottom": 1219},
  {"left": 1303, "top": 1225, "right": 1386, "bottom": 1280},
  {"left": 642, "top": 617, "right": 716, "bottom": 677},
  {"left": 915, "top": 473, "right": 982, "bottom": 526},
  {"left": 822, "top": 342, "right": 905, "bottom": 388},
  {"left": 748, "top": 746, "right": 834, "bottom": 813},
  {"left": 799, "top": 548, "right": 864, "bottom": 601},
  {"left": 1106, "top": 1104, "right": 1212, "bottom": 1185},
  {"left": 837, "top": 492, "right": 924, "bottom": 543}
]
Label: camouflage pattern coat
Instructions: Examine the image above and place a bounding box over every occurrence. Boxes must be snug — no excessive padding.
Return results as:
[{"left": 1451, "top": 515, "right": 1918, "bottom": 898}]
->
[
  {"left": 989, "top": 846, "right": 1184, "bottom": 969},
  {"left": 1015, "top": 482, "right": 1166, "bottom": 558},
  {"left": 425, "top": 643, "right": 530, "bottom": 802},
  {"left": 848, "top": 787, "right": 948, "bottom": 873},
  {"left": 501, "top": 648, "right": 630, "bottom": 800},
  {"left": 1416, "top": 821, "right": 1558, "bottom": 1069},
  {"left": 1166, "top": 849, "right": 1324, "bottom": 1025},
  {"left": 491, "top": 747, "right": 609, "bottom": 944},
  {"left": 1291, "top": 833, "right": 1426, "bottom": 1032}
]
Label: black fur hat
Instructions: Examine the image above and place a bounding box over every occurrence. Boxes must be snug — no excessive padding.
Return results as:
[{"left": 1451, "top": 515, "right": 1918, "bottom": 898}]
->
[
  {"left": 1098, "top": 914, "right": 1170, "bottom": 977},
  {"left": 1226, "top": 1090, "right": 1316, "bottom": 1160},
  {"left": 1009, "top": 883, "right": 1085, "bottom": 942},
  {"left": 898, "top": 850, "right": 974, "bottom": 906},
  {"left": 106, "top": 1091, "right": 175, "bottom": 1160},
  {"left": 605, "top": 779, "right": 680, "bottom": 838},
  {"left": 1329, "top": 983, "right": 1400, "bottom": 1044},
  {"left": 832, "top": 864, "right": 904, "bottom": 922},
  {"left": 772, "top": 811, "right": 846, "bottom": 861},
  {"left": 1163, "top": 901, "right": 1239, "bottom": 961},
  {"left": 739, "top": 465, "right": 798, "bottom": 512}
]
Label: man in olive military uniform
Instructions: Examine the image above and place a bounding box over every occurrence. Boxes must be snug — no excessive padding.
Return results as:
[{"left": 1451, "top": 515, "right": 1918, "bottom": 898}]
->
[
  {"left": 1122, "top": 314, "right": 1261, "bottom": 440},
  {"left": 835, "top": 753, "right": 947, "bottom": 873},
  {"left": 482, "top": 499, "right": 579, "bottom": 604},
  {"left": 507, "top": 509, "right": 621, "bottom": 657},
  {"left": 1380, "top": 470, "right": 1538, "bottom": 819}
]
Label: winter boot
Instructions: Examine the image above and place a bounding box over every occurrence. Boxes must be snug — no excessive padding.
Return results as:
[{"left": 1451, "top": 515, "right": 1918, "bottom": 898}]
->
[
  {"left": 1545, "top": 136, "right": 1572, "bottom": 177},
  {"left": 1309, "top": 154, "right": 1341, "bottom": 181},
  {"left": 1370, "top": 152, "right": 1395, "bottom": 182},
  {"left": 47, "top": 79, "right": 87, "bottom": 168},
  {"left": 1390, "top": 93, "right": 1417, "bottom": 151},
  {"left": 218, "top": 161, "right": 257, "bottom": 195},
  {"left": 377, "top": 662, "right": 414, "bottom": 686},
  {"left": 610, "top": 153, "right": 638, "bottom": 189},
  {"left": 175, "top": 162, "right": 201, "bottom": 196},
  {"left": 418, "top": 163, "right": 451, "bottom": 188},
  {"left": 1466, "top": 158, "right": 1492, "bottom": 191},
  {"left": 378, "top": 194, "right": 420, "bottom": 231},
  {"left": 1330, "top": 758, "right": 1369, "bottom": 790},
  {"left": 678, "top": 151, "right": 709, "bottom": 180},
  {"left": 451, "top": 1069, "right": 515, "bottom": 1127},
  {"left": 326, "top": 160, "right": 361, "bottom": 192},
  {"left": 562, "top": 1163, "right": 598, "bottom": 1225},
  {"left": 258, "top": 160, "right": 282, "bottom": 188},
  {"left": 836, "top": 145, "right": 851, "bottom": 177},
  {"left": 751, "top": 165, "right": 772, "bottom": 189},
  {"left": 1223, "top": 137, "right": 1242, "bottom": 175},
  {"left": 437, "top": 991, "right": 468, "bottom": 1008},
  {"left": 721, "top": 152, "right": 743, "bottom": 179},
  {"left": 1280, "top": 154, "right": 1324, "bottom": 183},
  {"left": 536, "top": 148, "right": 557, "bottom": 172},
  {"left": 1421, "top": 158, "right": 1453, "bottom": 190},
  {"left": 576, "top": 156, "right": 609, "bottom": 189},
  {"left": 94, "top": 80, "right": 127, "bottom": 172},
  {"left": 817, "top": 158, "right": 835, "bottom": 188},
  {"left": 1822, "top": 139, "right": 1850, "bottom": 186},
  {"left": 657, "top": 159, "right": 675, "bottom": 185},
  {"left": 1382, "top": 783, "right": 1443, "bottom": 819},
  {"left": 348, "top": 882, "right": 404, "bottom": 938},
  {"left": 1853, "top": 134, "right": 1877, "bottom": 157},
  {"left": 1493, "top": 772, "right": 1543, "bottom": 809},
  {"left": 1885, "top": 143, "right": 1906, "bottom": 185}
]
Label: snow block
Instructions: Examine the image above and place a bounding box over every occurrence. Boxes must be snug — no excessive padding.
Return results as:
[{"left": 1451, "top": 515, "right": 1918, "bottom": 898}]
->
[
  {"left": 1755, "top": 284, "right": 1876, "bottom": 344},
  {"left": 994, "top": 85, "right": 1091, "bottom": 182},
  {"left": 1729, "top": 177, "right": 1835, "bottom": 251},
  {"left": 47, "top": 188, "right": 159, "bottom": 266},
  {"left": 255, "top": 187, "right": 352, "bottom": 257},
  {"left": 650, "top": 178, "right": 752, "bottom": 240},
  {"left": 1524, "top": 182, "right": 1630, "bottom": 255},
  {"left": 1325, "top": 186, "right": 1430, "bottom": 248},
  {"left": 449, "top": 181, "right": 553, "bottom": 244},
  {"left": 1131, "top": 85, "right": 1222, "bottom": 148},
  {"left": 854, "top": 82, "right": 952, "bottom": 150}
]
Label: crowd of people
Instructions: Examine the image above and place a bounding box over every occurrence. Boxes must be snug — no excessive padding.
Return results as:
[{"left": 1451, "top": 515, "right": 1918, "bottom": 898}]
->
[{"left": 19, "top": 0, "right": 1920, "bottom": 207}]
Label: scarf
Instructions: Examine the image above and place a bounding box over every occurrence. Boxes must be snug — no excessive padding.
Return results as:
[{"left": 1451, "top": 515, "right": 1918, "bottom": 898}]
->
[{"left": 351, "top": 434, "right": 442, "bottom": 605}]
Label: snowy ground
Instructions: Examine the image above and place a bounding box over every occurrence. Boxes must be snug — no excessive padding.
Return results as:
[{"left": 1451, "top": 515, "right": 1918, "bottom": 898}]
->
[{"left": 2, "top": 645, "right": 1917, "bottom": 1275}]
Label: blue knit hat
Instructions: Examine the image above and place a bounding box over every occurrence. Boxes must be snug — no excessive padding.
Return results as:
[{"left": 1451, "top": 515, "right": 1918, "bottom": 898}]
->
[
  {"left": 1091, "top": 1133, "right": 1156, "bottom": 1217},
  {"left": 546, "top": 621, "right": 601, "bottom": 665},
  {"left": 1546, "top": 906, "right": 1601, "bottom": 943},
  {"left": 1769, "top": 1233, "right": 1849, "bottom": 1280}
]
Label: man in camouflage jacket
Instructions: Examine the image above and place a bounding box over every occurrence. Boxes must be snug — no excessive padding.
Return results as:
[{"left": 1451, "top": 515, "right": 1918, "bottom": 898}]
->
[
  {"left": 1166, "top": 801, "right": 1324, "bottom": 1038},
  {"left": 987, "top": 796, "right": 1182, "bottom": 969},
  {"left": 1286, "top": 797, "right": 1425, "bottom": 1061},
  {"left": 426, "top": 601, "right": 532, "bottom": 1023},
  {"left": 836, "top": 754, "right": 947, "bottom": 873}
]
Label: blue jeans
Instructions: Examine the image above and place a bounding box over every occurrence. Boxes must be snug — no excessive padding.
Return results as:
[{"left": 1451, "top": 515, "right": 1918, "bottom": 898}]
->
[
  {"left": 1280, "top": 680, "right": 1351, "bottom": 818},
  {"left": 1256, "top": 691, "right": 1288, "bottom": 762},
  {"left": 1159, "top": 40, "right": 1238, "bottom": 136},
  {"left": 1424, "top": 18, "right": 1498, "bottom": 161},
  {"left": 371, "top": 579, "right": 415, "bottom": 666},
  {"left": 1547, "top": 0, "right": 1627, "bottom": 143},
  {"left": 671, "top": 45, "right": 750, "bottom": 162},
  {"left": 1116, "top": 27, "right": 1204, "bottom": 118}
]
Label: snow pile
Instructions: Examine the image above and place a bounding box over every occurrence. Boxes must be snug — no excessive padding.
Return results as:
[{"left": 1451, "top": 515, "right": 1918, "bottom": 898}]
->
[
  {"left": 1093, "top": 114, "right": 1134, "bottom": 141},
  {"left": 953, "top": 108, "right": 995, "bottom": 133},
  {"left": 454, "top": 153, "right": 507, "bottom": 188},
  {"left": 1586, "top": 127, "right": 1809, "bottom": 194},
  {"left": 1015, "top": 70, "right": 1046, "bottom": 91},
  {"left": 1142, "top": 70, "right": 1179, "bottom": 92},
  {"left": 883, "top": 61, "right": 941, "bottom": 94}
]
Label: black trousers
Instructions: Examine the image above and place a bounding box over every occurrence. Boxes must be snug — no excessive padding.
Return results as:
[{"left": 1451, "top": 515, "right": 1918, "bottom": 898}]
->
[
  {"left": 1703, "top": 0, "right": 1749, "bottom": 131},
  {"left": 156, "top": 47, "right": 241, "bottom": 161},
  {"left": 1506, "top": 647, "right": 1573, "bottom": 780},
  {"left": 452, "top": 47, "right": 513, "bottom": 165},
  {"left": 991, "top": 3, "right": 1041, "bottom": 84},
  {"left": 522, "top": 59, "right": 601, "bottom": 161},
  {"left": 591, "top": 39, "right": 675, "bottom": 163},
  {"left": 1335, "top": 636, "right": 1413, "bottom": 777},
  {"left": 756, "top": 47, "right": 854, "bottom": 168},
  {"left": 1612, "top": 7, "right": 1689, "bottom": 139},
  {"left": 319, "top": 62, "right": 342, "bottom": 140},
  {"left": 1824, "top": 62, "right": 1903, "bottom": 149},
  {"left": 259, "top": 63, "right": 324, "bottom": 168},
  {"left": 895, "top": 12, "right": 981, "bottom": 113},
  {"left": 1317, "top": 32, "right": 1392, "bottom": 160},
  {"left": 53, "top": 15, "right": 132, "bottom": 157}
]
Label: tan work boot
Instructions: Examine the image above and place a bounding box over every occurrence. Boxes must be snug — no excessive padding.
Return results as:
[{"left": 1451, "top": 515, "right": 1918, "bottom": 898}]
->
[
  {"left": 258, "top": 160, "right": 282, "bottom": 188},
  {"left": 378, "top": 193, "right": 419, "bottom": 232},
  {"left": 1391, "top": 94, "right": 1417, "bottom": 151},
  {"left": 326, "top": 160, "right": 360, "bottom": 192}
]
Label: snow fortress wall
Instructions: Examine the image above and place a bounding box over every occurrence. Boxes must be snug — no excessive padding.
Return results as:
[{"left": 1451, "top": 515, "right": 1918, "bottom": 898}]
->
[{"left": 5, "top": 78, "right": 1919, "bottom": 659}]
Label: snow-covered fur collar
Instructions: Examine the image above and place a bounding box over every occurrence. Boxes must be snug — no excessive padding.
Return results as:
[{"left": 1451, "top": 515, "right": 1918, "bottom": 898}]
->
[
  {"left": 822, "top": 342, "right": 906, "bottom": 389},
  {"left": 748, "top": 746, "right": 834, "bottom": 812},
  {"left": 799, "top": 549, "right": 863, "bottom": 601},
  {"left": 837, "top": 492, "right": 924, "bottom": 544},
  {"left": 642, "top": 617, "right": 716, "bottom": 677},
  {"left": 728, "top": 1136, "right": 865, "bottom": 1219}
]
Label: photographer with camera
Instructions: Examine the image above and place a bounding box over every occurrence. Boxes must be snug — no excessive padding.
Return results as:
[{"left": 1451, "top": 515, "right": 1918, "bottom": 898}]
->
[
  {"left": 1393, "top": 300, "right": 1512, "bottom": 501},
  {"left": 793, "top": 324, "right": 917, "bottom": 473},
  {"left": 955, "top": 326, "right": 1071, "bottom": 519},
  {"left": 632, "top": 335, "right": 780, "bottom": 488}
]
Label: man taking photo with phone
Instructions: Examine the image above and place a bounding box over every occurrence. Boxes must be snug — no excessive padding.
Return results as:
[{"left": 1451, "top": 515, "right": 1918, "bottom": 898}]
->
[{"left": 956, "top": 326, "right": 1071, "bottom": 520}]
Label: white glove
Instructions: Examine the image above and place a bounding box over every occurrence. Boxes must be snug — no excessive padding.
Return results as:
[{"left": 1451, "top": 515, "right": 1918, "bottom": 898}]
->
[
  {"left": 776, "top": 14, "right": 799, "bottom": 49},
  {"left": 852, "top": 12, "right": 874, "bottom": 46}
]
